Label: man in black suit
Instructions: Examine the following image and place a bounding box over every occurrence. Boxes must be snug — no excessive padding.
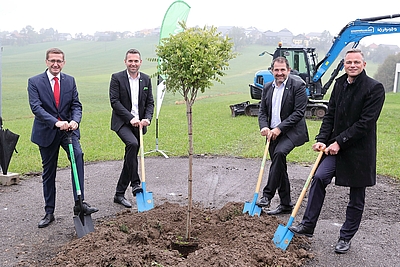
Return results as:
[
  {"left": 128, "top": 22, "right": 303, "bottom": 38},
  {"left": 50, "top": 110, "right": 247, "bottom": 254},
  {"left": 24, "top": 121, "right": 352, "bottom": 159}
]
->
[
  {"left": 289, "top": 49, "right": 385, "bottom": 254},
  {"left": 256, "top": 57, "right": 309, "bottom": 215},
  {"left": 109, "top": 49, "right": 154, "bottom": 208},
  {"left": 28, "top": 48, "right": 98, "bottom": 228}
]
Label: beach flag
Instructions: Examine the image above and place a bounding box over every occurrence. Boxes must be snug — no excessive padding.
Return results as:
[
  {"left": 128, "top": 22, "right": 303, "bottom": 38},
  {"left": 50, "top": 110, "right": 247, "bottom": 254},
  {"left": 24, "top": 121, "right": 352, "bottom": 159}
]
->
[{"left": 148, "top": 0, "right": 190, "bottom": 158}]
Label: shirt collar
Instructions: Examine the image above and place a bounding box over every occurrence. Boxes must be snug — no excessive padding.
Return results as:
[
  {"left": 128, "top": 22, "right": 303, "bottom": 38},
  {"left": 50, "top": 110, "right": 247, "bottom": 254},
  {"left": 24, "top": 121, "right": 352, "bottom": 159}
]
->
[
  {"left": 126, "top": 70, "right": 140, "bottom": 80},
  {"left": 46, "top": 69, "right": 60, "bottom": 80},
  {"left": 272, "top": 78, "right": 288, "bottom": 89}
]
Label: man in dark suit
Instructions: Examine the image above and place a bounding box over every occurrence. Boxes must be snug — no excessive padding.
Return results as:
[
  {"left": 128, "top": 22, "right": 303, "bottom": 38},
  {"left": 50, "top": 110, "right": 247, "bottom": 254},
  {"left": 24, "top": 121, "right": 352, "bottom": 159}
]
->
[
  {"left": 28, "top": 48, "right": 98, "bottom": 228},
  {"left": 256, "top": 57, "right": 309, "bottom": 215},
  {"left": 289, "top": 49, "right": 385, "bottom": 254},
  {"left": 109, "top": 49, "right": 154, "bottom": 208}
]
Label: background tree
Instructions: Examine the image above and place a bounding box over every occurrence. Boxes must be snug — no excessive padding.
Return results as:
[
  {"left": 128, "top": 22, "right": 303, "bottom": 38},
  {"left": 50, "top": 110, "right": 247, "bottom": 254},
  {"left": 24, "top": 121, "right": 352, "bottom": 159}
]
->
[
  {"left": 154, "top": 23, "right": 237, "bottom": 240},
  {"left": 229, "top": 26, "right": 247, "bottom": 50},
  {"left": 369, "top": 45, "right": 397, "bottom": 64},
  {"left": 374, "top": 52, "right": 400, "bottom": 92}
]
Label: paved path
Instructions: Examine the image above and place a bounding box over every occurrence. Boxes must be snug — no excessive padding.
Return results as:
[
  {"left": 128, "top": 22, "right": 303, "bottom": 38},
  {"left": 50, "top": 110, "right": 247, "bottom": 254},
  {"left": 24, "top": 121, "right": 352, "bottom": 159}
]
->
[{"left": 1, "top": 157, "right": 399, "bottom": 266}]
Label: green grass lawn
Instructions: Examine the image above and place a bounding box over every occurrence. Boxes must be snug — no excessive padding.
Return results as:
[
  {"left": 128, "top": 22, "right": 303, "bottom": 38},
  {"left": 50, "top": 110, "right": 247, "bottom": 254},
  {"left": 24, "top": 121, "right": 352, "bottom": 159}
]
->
[{"left": 2, "top": 38, "right": 399, "bottom": 179}]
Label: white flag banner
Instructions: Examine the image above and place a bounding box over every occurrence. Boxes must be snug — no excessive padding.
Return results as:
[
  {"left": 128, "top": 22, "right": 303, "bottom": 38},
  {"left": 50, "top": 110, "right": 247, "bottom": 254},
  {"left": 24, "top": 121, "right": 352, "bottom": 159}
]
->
[
  {"left": 156, "top": 78, "right": 166, "bottom": 118},
  {"left": 156, "top": 0, "right": 190, "bottom": 118}
]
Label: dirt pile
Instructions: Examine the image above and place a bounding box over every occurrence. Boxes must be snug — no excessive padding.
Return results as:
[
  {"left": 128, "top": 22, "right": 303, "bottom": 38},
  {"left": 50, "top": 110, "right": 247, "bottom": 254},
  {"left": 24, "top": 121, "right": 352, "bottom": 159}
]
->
[{"left": 33, "top": 202, "right": 313, "bottom": 267}]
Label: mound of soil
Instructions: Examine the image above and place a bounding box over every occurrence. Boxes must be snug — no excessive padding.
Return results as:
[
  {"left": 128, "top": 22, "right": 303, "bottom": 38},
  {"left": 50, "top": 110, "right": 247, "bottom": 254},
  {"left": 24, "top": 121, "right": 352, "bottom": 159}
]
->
[{"left": 37, "top": 202, "right": 313, "bottom": 267}]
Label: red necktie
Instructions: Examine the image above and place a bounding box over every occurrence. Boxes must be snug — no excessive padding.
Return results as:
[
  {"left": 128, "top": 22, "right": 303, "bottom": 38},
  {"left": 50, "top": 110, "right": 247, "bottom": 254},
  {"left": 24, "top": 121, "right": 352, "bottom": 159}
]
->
[{"left": 53, "top": 77, "right": 60, "bottom": 108}]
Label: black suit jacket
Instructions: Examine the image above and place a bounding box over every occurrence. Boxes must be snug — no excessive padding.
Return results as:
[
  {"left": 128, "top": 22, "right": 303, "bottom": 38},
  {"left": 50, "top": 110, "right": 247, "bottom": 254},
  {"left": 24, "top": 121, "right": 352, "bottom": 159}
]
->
[
  {"left": 28, "top": 71, "right": 82, "bottom": 147},
  {"left": 258, "top": 74, "right": 309, "bottom": 146},
  {"left": 317, "top": 70, "right": 385, "bottom": 187},
  {"left": 109, "top": 70, "right": 154, "bottom": 134}
]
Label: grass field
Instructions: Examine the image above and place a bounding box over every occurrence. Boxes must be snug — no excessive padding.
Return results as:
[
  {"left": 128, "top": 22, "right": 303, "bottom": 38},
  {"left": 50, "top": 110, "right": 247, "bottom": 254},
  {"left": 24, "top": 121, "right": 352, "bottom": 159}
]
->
[{"left": 1, "top": 38, "right": 399, "bottom": 179}]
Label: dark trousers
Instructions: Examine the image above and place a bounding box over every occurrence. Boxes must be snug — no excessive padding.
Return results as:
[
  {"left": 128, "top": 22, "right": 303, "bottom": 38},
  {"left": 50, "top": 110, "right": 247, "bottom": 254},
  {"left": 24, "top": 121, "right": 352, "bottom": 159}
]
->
[
  {"left": 262, "top": 135, "right": 295, "bottom": 206},
  {"left": 115, "top": 124, "right": 141, "bottom": 196},
  {"left": 39, "top": 131, "right": 85, "bottom": 214},
  {"left": 301, "top": 155, "right": 366, "bottom": 240}
]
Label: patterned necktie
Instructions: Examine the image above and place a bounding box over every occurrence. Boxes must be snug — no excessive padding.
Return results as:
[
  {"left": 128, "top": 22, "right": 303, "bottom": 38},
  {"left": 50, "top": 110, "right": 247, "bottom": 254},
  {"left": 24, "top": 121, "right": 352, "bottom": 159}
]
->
[{"left": 53, "top": 77, "right": 60, "bottom": 108}]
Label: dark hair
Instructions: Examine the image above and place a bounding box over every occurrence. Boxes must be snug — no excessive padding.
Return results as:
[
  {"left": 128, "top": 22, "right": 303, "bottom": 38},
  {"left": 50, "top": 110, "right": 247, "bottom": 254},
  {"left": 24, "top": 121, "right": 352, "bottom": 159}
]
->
[
  {"left": 125, "top": 49, "right": 141, "bottom": 60},
  {"left": 271, "top": 56, "right": 290, "bottom": 69},
  {"left": 46, "top": 48, "right": 64, "bottom": 60}
]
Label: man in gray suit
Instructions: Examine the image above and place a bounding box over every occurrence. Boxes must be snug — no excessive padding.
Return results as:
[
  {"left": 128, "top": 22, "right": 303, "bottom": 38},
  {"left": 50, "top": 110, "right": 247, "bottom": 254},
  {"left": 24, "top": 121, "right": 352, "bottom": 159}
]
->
[
  {"left": 109, "top": 49, "right": 154, "bottom": 208},
  {"left": 256, "top": 57, "right": 309, "bottom": 215}
]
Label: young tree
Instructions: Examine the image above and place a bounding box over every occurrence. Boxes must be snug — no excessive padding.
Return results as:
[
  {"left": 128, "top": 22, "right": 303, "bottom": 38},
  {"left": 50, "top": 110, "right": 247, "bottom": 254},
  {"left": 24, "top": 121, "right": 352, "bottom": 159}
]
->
[
  {"left": 154, "top": 23, "right": 237, "bottom": 239},
  {"left": 374, "top": 52, "right": 400, "bottom": 92}
]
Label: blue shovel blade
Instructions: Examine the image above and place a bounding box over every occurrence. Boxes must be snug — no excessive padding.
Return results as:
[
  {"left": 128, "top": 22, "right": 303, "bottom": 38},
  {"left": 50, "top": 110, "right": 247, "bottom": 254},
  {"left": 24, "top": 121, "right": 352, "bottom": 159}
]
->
[
  {"left": 243, "top": 193, "right": 262, "bottom": 216},
  {"left": 272, "top": 216, "right": 295, "bottom": 251},
  {"left": 243, "top": 201, "right": 262, "bottom": 217},
  {"left": 136, "top": 182, "right": 154, "bottom": 212}
]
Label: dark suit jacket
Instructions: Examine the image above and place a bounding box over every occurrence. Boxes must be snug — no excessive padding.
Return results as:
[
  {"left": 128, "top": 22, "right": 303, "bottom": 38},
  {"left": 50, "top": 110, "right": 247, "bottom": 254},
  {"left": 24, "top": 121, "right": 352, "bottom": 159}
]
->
[
  {"left": 258, "top": 74, "right": 309, "bottom": 146},
  {"left": 109, "top": 70, "right": 154, "bottom": 134},
  {"left": 28, "top": 71, "right": 82, "bottom": 147}
]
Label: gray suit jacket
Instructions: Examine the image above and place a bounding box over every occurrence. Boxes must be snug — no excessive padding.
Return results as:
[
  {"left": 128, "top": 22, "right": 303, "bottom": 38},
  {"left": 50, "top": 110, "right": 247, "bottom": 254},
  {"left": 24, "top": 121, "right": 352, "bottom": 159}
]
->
[{"left": 258, "top": 74, "right": 309, "bottom": 146}]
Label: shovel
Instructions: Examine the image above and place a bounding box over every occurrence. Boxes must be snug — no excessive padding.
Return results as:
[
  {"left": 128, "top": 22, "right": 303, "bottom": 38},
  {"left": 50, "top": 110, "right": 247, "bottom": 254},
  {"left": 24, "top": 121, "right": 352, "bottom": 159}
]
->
[
  {"left": 67, "top": 131, "right": 95, "bottom": 238},
  {"left": 136, "top": 126, "right": 154, "bottom": 212},
  {"left": 272, "top": 150, "right": 324, "bottom": 250},
  {"left": 243, "top": 139, "right": 270, "bottom": 216}
]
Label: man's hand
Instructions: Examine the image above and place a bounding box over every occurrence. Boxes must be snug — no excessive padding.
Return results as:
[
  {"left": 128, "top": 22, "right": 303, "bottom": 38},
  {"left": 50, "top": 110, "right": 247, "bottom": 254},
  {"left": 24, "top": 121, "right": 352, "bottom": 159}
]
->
[
  {"left": 140, "top": 119, "right": 150, "bottom": 127},
  {"left": 68, "top": 120, "right": 79, "bottom": 131},
  {"left": 260, "top": 127, "right": 270, "bottom": 137},
  {"left": 130, "top": 118, "right": 140, "bottom": 127},
  {"left": 326, "top": 141, "right": 340, "bottom": 155},
  {"left": 312, "top": 142, "right": 326, "bottom": 152},
  {"left": 55, "top": 121, "right": 70, "bottom": 131},
  {"left": 269, "top": 127, "right": 281, "bottom": 140}
]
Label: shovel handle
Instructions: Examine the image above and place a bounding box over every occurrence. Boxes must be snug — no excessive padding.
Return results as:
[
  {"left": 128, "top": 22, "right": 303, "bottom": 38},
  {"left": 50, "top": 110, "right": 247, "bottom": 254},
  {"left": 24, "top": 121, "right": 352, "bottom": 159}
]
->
[
  {"left": 66, "top": 131, "right": 81, "bottom": 195},
  {"left": 291, "top": 150, "right": 324, "bottom": 218},
  {"left": 139, "top": 126, "right": 146, "bottom": 183},
  {"left": 254, "top": 139, "right": 270, "bottom": 193}
]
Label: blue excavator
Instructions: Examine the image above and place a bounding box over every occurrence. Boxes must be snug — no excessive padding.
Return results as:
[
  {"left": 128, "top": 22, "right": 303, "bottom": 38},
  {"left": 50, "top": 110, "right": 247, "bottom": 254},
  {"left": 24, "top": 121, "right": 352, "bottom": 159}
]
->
[{"left": 230, "top": 14, "right": 400, "bottom": 119}]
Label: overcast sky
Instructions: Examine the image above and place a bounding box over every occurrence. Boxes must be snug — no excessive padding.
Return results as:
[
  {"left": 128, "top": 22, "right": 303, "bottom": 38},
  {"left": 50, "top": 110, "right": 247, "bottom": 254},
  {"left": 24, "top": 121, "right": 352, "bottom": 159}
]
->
[{"left": 1, "top": 0, "right": 400, "bottom": 45}]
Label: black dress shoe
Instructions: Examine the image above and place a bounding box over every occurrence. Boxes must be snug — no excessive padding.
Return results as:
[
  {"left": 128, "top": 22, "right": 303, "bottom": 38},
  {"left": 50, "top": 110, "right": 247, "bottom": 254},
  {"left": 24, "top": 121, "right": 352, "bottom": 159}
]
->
[
  {"left": 334, "top": 238, "right": 351, "bottom": 254},
  {"left": 288, "top": 223, "right": 314, "bottom": 237},
  {"left": 114, "top": 195, "right": 132, "bottom": 208},
  {"left": 38, "top": 214, "right": 55, "bottom": 228},
  {"left": 256, "top": 196, "right": 271, "bottom": 208},
  {"left": 74, "top": 202, "right": 99, "bottom": 215},
  {"left": 267, "top": 205, "right": 293, "bottom": 215},
  {"left": 132, "top": 184, "right": 143, "bottom": 196}
]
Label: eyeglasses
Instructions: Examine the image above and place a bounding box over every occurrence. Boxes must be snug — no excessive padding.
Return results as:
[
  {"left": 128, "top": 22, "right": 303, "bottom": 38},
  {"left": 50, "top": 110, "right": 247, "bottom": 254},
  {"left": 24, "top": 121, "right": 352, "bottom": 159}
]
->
[{"left": 47, "top": 59, "right": 64, "bottom": 64}]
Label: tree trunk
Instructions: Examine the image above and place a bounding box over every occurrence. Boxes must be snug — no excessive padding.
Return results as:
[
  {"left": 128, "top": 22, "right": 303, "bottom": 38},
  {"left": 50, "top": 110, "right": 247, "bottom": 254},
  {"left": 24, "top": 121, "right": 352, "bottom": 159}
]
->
[{"left": 185, "top": 102, "right": 193, "bottom": 240}]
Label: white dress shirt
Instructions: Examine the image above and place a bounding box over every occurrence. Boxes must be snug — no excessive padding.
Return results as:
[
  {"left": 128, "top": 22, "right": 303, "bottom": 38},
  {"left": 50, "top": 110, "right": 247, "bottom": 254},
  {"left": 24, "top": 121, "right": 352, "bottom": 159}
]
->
[
  {"left": 270, "top": 80, "right": 286, "bottom": 128},
  {"left": 127, "top": 71, "right": 140, "bottom": 119}
]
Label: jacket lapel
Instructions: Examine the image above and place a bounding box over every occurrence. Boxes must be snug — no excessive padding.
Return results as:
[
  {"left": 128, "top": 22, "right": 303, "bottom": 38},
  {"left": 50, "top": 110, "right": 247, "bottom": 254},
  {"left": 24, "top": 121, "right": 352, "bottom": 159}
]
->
[
  {"left": 138, "top": 73, "right": 144, "bottom": 105},
  {"left": 281, "top": 77, "right": 292, "bottom": 109},
  {"left": 42, "top": 71, "right": 57, "bottom": 108}
]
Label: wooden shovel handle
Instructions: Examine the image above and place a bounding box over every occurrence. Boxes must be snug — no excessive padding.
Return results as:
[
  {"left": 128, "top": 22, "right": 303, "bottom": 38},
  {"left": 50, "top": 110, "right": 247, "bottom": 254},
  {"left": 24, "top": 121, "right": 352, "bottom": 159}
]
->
[
  {"left": 291, "top": 150, "right": 324, "bottom": 218},
  {"left": 139, "top": 126, "right": 145, "bottom": 183},
  {"left": 255, "top": 139, "right": 270, "bottom": 193}
]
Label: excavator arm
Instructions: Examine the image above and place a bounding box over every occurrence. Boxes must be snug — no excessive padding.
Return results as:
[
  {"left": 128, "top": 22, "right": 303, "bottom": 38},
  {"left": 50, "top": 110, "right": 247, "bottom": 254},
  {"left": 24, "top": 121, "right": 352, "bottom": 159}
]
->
[{"left": 313, "top": 14, "right": 400, "bottom": 84}]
